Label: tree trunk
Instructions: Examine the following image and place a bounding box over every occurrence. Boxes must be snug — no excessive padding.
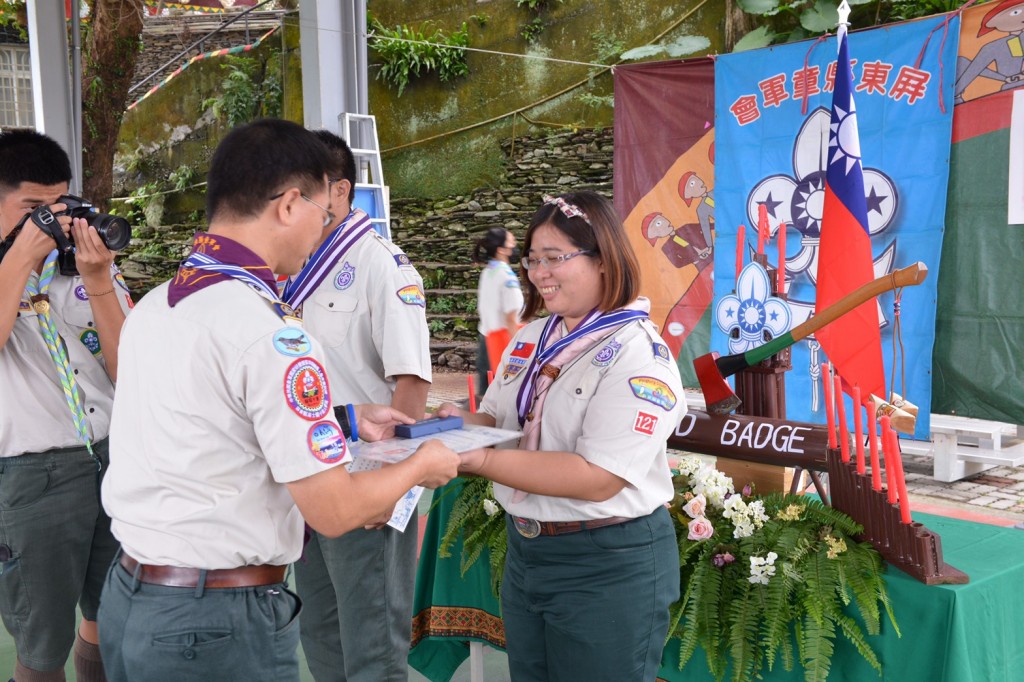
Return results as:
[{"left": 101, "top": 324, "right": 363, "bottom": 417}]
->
[
  {"left": 81, "top": 0, "right": 144, "bottom": 208},
  {"left": 724, "top": 0, "right": 756, "bottom": 54}
]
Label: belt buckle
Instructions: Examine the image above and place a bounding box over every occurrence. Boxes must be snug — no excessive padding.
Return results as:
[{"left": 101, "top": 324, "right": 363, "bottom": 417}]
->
[{"left": 513, "top": 516, "right": 541, "bottom": 538}]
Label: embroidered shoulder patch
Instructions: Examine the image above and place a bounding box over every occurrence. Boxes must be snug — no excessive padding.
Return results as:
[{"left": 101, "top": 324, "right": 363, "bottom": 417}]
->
[
  {"left": 628, "top": 376, "right": 677, "bottom": 411},
  {"left": 273, "top": 328, "right": 311, "bottom": 357},
  {"left": 307, "top": 421, "right": 348, "bottom": 464},
  {"left": 510, "top": 342, "right": 535, "bottom": 359},
  {"left": 79, "top": 329, "right": 101, "bottom": 356},
  {"left": 504, "top": 278, "right": 520, "bottom": 289},
  {"left": 652, "top": 343, "right": 671, "bottom": 363},
  {"left": 592, "top": 339, "right": 622, "bottom": 367},
  {"left": 284, "top": 358, "right": 331, "bottom": 420},
  {"left": 393, "top": 253, "right": 412, "bottom": 268},
  {"left": 503, "top": 356, "right": 528, "bottom": 380},
  {"left": 113, "top": 270, "right": 131, "bottom": 293},
  {"left": 396, "top": 284, "right": 425, "bottom": 307},
  {"left": 334, "top": 262, "right": 355, "bottom": 290},
  {"left": 632, "top": 410, "right": 659, "bottom": 436}
]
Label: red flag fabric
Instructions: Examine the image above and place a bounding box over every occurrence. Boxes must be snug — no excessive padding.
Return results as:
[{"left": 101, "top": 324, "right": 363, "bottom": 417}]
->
[{"left": 814, "top": 23, "right": 885, "bottom": 399}]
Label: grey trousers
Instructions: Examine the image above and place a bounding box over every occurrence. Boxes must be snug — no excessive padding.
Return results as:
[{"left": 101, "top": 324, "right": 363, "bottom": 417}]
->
[
  {"left": 0, "top": 439, "right": 117, "bottom": 671},
  {"left": 98, "top": 559, "right": 301, "bottom": 682},
  {"left": 501, "top": 506, "right": 680, "bottom": 682},
  {"left": 294, "top": 518, "right": 419, "bottom": 682}
]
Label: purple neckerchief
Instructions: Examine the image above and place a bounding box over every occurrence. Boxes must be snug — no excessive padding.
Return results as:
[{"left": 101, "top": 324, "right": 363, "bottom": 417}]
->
[{"left": 168, "top": 232, "right": 278, "bottom": 307}]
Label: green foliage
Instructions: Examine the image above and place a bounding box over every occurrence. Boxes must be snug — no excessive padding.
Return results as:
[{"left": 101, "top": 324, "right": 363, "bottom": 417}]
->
[
  {"left": 168, "top": 164, "right": 199, "bottom": 192},
  {"left": 469, "top": 13, "right": 489, "bottom": 27},
  {"left": 427, "top": 295, "right": 455, "bottom": 313},
  {"left": 443, "top": 458, "right": 898, "bottom": 682},
  {"left": 516, "top": 0, "right": 560, "bottom": 12},
  {"left": 370, "top": 21, "right": 470, "bottom": 97},
  {"left": 201, "top": 55, "right": 283, "bottom": 127},
  {"left": 576, "top": 93, "right": 614, "bottom": 109},
  {"left": 733, "top": 0, "right": 950, "bottom": 50},
  {"left": 520, "top": 17, "right": 546, "bottom": 43}
]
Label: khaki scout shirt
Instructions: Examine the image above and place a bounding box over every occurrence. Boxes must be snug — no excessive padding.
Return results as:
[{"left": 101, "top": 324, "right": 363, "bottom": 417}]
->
[
  {"left": 102, "top": 280, "right": 350, "bottom": 569},
  {"left": 481, "top": 307, "right": 685, "bottom": 521},
  {"left": 0, "top": 265, "right": 132, "bottom": 457},
  {"left": 301, "top": 230, "right": 431, "bottom": 406}
]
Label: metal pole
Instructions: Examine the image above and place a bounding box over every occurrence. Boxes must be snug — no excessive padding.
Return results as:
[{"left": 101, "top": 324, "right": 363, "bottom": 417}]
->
[{"left": 71, "top": 0, "right": 82, "bottom": 194}]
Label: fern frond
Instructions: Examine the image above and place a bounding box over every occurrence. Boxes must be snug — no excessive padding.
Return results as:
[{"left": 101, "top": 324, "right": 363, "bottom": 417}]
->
[
  {"left": 800, "top": 613, "right": 836, "bottom": 682},
  {"left": 728, "top": 580, "right": 761, "bottom": 682},
  {"left": 835, "top": 612, "right": 882, "bottom": 674}
]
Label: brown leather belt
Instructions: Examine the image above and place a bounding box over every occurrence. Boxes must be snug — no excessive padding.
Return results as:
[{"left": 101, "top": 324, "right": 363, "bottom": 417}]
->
[
  {"left": 119, "top": 554, "right": 286, "bottom": 589},
  {"left": 523, "top": 516, "right": 632, "bottom": 537}
]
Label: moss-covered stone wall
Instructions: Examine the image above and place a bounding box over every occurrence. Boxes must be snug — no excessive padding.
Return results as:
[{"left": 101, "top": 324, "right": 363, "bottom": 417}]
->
[{"left": 369, "top": 0, "right": 723, "bottom": 199}]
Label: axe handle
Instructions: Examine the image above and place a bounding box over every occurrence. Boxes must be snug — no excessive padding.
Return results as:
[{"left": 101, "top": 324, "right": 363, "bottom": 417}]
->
[{"left": 721, "top": 262, "right": 928, "bottom": 375}]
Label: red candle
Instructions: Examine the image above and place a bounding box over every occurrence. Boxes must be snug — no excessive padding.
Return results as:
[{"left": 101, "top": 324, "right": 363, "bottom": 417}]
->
[
  {"left": 834, "top": 375, "right": 850, "bottom": 463},
  {"left": 467, "top": 375, "right": 477, "bottom": 414},
  {"left": 867, "top": 404, "right": 882, "bottom": 491},
  {"left": 852, "top": 386, "right": 865, "bottom": 475},
  {"left": 880, "top": 416, "right": 897, "bottom": 504},
  {"left": 736, "top": 224, "right": 746, "bottom": 282},
  {"left": 890, "top": 434, "right": 913, "bottom": 524},
  {"left": 777, "top": 222, "right": 787, "bottom": 295},
  {"left": 757, "top": 204, "right": 768, "bottom": 255},
  {"left": 823, "top": 363, "right": 836, "bottom": 448}
]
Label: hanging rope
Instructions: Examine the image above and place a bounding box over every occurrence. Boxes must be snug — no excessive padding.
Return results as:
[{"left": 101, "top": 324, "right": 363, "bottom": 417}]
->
[{"left": 889, "top": 288, "right": 906, "bottom": 402}]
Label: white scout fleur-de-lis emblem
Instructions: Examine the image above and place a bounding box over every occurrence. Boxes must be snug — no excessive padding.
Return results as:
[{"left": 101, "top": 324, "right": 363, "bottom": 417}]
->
[{"left": 715, "top": 262, "right": 792, "bottom": 355}]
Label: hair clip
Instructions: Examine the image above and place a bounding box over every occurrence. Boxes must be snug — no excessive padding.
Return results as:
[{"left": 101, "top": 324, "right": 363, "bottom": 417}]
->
[{"left": 542, "top": 194, "right": 591, "bottom": 225}]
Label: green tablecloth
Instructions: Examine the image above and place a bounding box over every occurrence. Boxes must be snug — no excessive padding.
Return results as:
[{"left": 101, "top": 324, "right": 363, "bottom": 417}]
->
[{"left": 409, "top": 487, "right": 1024, "bottom": 681}]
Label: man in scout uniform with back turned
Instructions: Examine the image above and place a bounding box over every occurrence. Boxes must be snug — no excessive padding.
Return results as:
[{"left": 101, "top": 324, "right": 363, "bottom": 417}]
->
[
  {"left": 0, "top": 130, "right": 132, "bottom": 682},
  {"left": 287, "top": 130, "right": 432, "bottom": 682},
  {"left": 98, "top": 119, "right": 460, "bottom": 682}
]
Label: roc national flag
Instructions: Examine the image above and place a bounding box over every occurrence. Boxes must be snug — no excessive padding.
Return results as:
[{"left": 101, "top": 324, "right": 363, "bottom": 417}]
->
[{"left": 814, "top": 20, "right": 885, "bottom": 401}]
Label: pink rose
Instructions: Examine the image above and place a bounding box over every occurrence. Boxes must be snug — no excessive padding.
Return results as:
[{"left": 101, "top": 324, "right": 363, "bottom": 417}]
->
[
  {"left": 687, "top": 516, "right": 714, "bottom": 541},
  {"left": 682, "top": 493, "right": 707, "bottom": 519}
]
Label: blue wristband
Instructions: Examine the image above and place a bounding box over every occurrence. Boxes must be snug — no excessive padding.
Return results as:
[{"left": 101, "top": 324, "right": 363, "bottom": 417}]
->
[{"left": 346, "top": 403, "right": 359, "bottom": 442}]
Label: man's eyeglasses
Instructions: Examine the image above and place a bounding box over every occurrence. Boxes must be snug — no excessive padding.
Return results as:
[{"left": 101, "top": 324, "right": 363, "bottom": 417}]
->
[
  {"left": 520, "top": 250, "right": 594, "bottom": 271},
  {"left": 269, "top": 191, "right": 336, "bottom": 229}
]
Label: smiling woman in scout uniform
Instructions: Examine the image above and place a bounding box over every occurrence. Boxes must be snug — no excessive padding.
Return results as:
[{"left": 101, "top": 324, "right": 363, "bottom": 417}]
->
[
  {"left": 438, "top": 191, "right": 685, "bottom": 682},
  {"left": 97, "top": 120, "right": 460, "bottom": 682},
  {"left": 0, "top": 130, "right": 132, "bottom": 682},
  {"left": 287, "top": 130, "right": 434, "bottom": 682}
]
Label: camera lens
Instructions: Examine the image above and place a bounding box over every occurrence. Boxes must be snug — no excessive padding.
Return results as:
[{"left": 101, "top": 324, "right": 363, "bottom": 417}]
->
[{"left": 90, "top": 214, "right": 132, "bottom": 251}]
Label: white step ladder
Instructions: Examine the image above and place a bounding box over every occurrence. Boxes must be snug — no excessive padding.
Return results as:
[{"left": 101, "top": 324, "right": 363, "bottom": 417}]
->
[{"left": 341, "top": 113, "right": 390, "bottom": 239}]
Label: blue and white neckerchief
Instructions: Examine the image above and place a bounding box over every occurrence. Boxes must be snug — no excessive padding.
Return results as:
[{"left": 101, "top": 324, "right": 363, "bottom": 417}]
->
[
  {"left": 514, "top": 307, "right": 649, "bottom": 426},
  {"left": 282, "top": 209, "right": 372, "bottom": 309}
]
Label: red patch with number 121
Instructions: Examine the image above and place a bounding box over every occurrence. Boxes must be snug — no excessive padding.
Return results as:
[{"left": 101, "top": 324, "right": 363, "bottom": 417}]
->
[{"left": 633, "top": 410, "right": 658, "bottom": 436}]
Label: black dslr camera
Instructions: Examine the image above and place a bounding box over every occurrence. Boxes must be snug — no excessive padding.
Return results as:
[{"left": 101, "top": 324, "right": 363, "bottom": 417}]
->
[{"left": 0, "top": 194, "right": 132, "bottom": 275}]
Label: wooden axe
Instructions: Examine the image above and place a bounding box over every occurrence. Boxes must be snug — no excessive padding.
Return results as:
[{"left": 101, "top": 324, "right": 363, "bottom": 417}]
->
[{"left": 694, "top": 262, "right": 928, "bottom": 414}]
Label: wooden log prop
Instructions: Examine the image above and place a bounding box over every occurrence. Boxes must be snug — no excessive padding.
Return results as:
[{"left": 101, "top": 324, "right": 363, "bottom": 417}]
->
[
  {"left": 825, "top": 448, "right": 968, "bottom": 585},
  {"left": 671, "top": 410, "right": 970, "bottom": 584},
  {"left": 669, "top": 410, "right": 829, "bottom": 471}
]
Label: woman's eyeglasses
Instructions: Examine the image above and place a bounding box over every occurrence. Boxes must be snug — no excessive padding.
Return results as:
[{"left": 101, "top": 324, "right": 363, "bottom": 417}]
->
[{"left": 520, "top": 250, "right": 594, "bottom": 270}]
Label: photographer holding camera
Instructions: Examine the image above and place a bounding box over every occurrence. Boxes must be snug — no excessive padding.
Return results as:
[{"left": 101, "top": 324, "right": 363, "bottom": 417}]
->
[{"left": 0, "top": 130, "right": 132, "bottom": 682}]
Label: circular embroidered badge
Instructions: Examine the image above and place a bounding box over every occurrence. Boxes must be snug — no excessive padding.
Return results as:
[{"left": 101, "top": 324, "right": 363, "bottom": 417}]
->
[
  {"left": 273, "top": 328, "right": 311, "bottom": 357},
  {"left": 307, "top": 421, "right": 347, "bottom": 464},
  {"left": 79, "top": 329, "right": 101, "bottom": 356},
  {"left": 284, "top": 358, "right": 330, "bottom": 420},
  {"left": 334, "top": 262, "right": 355, "bottom": 290},
  {"left": 74, "top": 285, "right": 88, "bottom": 301}
]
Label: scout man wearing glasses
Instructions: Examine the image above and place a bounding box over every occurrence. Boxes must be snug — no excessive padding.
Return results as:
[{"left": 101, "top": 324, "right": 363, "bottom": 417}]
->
[{"left": 98, "top": 119, "right": 459, "bottom": 682}]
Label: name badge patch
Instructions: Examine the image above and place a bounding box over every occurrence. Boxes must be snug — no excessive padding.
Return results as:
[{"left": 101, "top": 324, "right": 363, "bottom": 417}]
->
[
  {"left": 503, "top": 356, "right": 527, "bottom": 379},
  {"left": 307, "top": 421, "right": 347, "bottom": 463},
  {"left": 273, "top": 328, "right": 311, "bottom": 357},
  {"left": 396, "top": 284, "right": 425, "bottom": 307},
  {"left": 79, "top": 329, "right": 101, "bottom": 356},
  {"left": 334, "top": 262, "right": 355, "bottom": 290},
  {"left": 628, "top": 376, "right": 677, "bottom": 411},
  {"left": 633, "top": 410, "right": 659, "bottom": 436},
  {"left": 592, "top": 339, "right": 622, "bottom": 367},
  {"left": 284, "top": 358, "right": 331, "bottom": 420}
]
